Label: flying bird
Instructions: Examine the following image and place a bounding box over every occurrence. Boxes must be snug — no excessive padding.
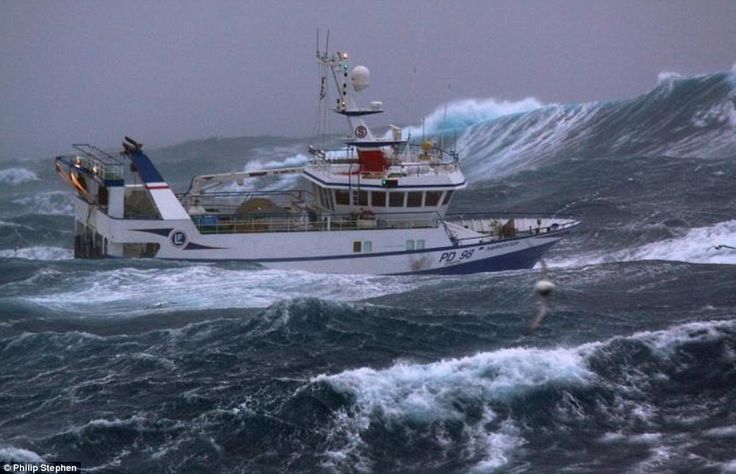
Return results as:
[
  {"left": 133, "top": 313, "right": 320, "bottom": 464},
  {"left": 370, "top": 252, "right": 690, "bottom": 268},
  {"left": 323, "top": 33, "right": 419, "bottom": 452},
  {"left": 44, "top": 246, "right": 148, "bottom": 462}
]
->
[{"left": 529, "top": 259, "right": 555, "bottom": 332}]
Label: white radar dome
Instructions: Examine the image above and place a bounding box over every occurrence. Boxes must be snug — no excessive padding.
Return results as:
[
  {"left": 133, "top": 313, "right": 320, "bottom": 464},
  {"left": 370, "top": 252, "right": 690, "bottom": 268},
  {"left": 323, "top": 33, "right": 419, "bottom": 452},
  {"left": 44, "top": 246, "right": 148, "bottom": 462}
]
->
[{"left": 351, "top": 66, "right": 370, "bottom": 91}]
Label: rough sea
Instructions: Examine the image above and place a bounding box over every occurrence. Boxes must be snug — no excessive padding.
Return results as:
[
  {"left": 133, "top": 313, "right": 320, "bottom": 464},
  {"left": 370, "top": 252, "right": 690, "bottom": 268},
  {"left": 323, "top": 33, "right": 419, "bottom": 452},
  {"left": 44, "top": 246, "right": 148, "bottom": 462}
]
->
[{"left": 1, "top": 70, "right": 736, "bottom": 472}]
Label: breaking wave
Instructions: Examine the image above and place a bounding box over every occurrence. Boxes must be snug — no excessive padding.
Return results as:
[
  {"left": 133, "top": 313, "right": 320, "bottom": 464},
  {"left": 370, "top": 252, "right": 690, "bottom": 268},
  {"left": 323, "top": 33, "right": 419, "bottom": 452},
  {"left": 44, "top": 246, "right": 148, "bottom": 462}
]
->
[
  {"left": 404, "top": 96, "right": 545, "bottom": 138},
  {"left": 657, "top": 70, "right": 684, "bottom": 84},
  {"left": 0, "top": 446, "right": 45, "bottom": 463},
  {"left": 455, "top": 70, "right": 736, "bottom": 179},
  {"left": 12, "top": 191, "right": 75, "bottom": 216},
  {"left": 7, "top": 265, "right": 423, "bottom": 315},
  {"left": 243, "top": 152, "right": 309, "bottom": 172},
  {"left": 0, "top": 246, "right": 72, "bottom": 261},
  {"left": 550, "top": 220, "right": 736, "bottom": 268},
  {"left": 314, "top": 346, "right": 590, "bottom": 471},
  {"left": 312, "top": 319, "right": 736, "bottom": 471},
  {"left": 0, "top": 167, "right": 39, "bottom": 185}
]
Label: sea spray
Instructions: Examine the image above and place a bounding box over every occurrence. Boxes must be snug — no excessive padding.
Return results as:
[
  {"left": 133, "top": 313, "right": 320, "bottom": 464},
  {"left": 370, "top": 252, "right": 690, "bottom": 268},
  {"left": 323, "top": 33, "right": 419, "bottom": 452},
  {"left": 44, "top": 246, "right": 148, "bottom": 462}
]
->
[{"left": 0, "top": 168, "right": 39, "bottom": 185}]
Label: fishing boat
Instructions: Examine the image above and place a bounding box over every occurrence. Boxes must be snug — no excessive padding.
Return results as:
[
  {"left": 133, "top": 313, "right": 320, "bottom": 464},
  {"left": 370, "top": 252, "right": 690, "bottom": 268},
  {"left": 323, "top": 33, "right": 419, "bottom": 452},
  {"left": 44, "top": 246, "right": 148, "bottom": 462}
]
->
[{"left": 54, "top": 45, "right": 578, "bottom": 274}]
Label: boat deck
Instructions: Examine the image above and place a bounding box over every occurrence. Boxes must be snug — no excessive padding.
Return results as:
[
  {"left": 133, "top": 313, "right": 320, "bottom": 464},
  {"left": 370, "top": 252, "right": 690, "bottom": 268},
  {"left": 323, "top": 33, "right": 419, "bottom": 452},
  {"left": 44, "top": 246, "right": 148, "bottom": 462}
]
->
[{"left": 188, "top": 208, "right": 578, "bottom": 241}]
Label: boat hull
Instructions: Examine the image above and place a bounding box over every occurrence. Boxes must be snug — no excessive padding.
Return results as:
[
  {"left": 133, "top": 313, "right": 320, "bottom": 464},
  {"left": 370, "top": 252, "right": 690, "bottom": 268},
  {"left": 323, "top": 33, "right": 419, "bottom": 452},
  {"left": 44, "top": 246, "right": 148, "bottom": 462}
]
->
[
  {"left": 73, "top": 198, "right": 569, "bottom": 275},
  {"left": 256, "top": 238, "right": 561, "bottom": 275}
]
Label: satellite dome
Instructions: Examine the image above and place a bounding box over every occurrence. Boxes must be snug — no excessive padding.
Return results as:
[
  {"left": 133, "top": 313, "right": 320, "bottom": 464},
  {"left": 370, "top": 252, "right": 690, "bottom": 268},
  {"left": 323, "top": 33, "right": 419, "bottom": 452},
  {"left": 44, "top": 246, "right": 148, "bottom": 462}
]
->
[{"left": 351, "top": 66, "right": 370, "bottom": 91}]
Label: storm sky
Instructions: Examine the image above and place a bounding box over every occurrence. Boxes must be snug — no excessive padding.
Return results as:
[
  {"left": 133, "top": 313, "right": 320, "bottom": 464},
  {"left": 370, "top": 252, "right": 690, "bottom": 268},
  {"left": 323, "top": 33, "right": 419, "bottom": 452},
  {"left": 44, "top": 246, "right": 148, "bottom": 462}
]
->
[{"left": 2, "top": 0, "right": 735, "bottom": 160}]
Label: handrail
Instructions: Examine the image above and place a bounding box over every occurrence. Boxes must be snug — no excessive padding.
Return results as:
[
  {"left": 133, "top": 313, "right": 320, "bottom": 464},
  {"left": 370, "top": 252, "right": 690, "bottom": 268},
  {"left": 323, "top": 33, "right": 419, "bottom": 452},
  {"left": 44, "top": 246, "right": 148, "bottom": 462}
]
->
[
  {"left": 445, "top": 213, "right": 580, "bottom": 245},
  {"left": 310, "top": 142, "right": 459, "bottom": 162},
  {"left": 188, "top": 208, "right": 580, "bottom": 237},
  {"left": 56, "top": 153, "right": 124, "bottom": 182},
  {"left": 445, "top": 211, "right": 580, "bottom": 221},
  {"left": 405, "top": 142, "right": 459, "bottom": 162},
  {"left": 72, "top": 144, "right": 122, "bottom": 164},
  {"left": 310, "top": 160, "right": 460, "bottom": 179},
  {"left": 191, "top": 209, "right": 443, "bottom": 234},
  {"left": 178, "top": 189, "right": 315, "bottom": 199},
  {"left": 450, "top": 220, "right": 580, "bottom": 244}
]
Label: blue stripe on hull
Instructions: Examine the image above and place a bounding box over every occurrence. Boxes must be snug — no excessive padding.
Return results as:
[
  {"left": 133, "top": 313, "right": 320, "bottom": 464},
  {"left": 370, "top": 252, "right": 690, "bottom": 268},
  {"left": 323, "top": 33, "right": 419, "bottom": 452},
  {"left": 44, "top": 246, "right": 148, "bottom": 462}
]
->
[{"left": 406, "top": 241, "right": 558, "bottom": 275}]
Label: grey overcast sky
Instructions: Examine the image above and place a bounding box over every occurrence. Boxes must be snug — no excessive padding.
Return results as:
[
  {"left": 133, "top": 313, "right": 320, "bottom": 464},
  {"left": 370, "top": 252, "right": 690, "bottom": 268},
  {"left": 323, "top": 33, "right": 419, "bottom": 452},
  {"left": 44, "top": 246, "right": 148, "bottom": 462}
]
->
[{"left": 1, "top": 0, "right": 735, "bottom": 160}]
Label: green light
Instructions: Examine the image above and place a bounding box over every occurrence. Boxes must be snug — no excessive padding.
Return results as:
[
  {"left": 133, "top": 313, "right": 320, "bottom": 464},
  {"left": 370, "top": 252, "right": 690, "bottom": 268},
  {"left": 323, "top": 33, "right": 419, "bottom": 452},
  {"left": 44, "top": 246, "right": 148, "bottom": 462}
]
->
[{"left": 343, "top": 64, "right": 348, "bottom": 70}]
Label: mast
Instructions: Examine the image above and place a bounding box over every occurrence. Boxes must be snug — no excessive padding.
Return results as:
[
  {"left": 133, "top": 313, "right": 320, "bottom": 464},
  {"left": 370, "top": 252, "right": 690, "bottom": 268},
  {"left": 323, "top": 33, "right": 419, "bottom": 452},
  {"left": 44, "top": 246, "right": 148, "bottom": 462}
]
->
[{"left": 316, "top": 38, "right": 386, "bottom": 145}]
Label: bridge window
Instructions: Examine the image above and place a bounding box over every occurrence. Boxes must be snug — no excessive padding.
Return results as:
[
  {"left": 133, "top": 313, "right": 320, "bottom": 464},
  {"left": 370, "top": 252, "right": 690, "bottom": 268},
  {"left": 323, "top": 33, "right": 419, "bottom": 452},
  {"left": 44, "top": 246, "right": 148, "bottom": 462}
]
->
[
  {"left": 371, "top": 191, "right": 386, "bottom": 207},
  {"left": 357, "top": 190, "right": 368, "bottom": 206},
  {"left": 353, "top": 241, "right": 362, "bottom": 253},
  {"left": 425, "top": 191, "right": 442, "bottom": 206},
  {"left": 416, "top": 239, "right": 425, "bottom": 249},
  {"left": 124, "top": 187, "right": 161, "bottom": 219},
  {"left": 407, "top": 191, "right": 422, "bottom": 207},
  {"left": 442, "top": 190, "right": 454, "bottom": 205},
  {"left": 389, "top": 192, "right": 404, "bottom": 207},
  {"left": 363, "top": 241, "right": 372, "bottom": 253},
  {"left": 335, "top": 190, "right": 349, "bottom": 205},
  {"left": 406, "top": 240, "right": 415, "bottom": 250}
]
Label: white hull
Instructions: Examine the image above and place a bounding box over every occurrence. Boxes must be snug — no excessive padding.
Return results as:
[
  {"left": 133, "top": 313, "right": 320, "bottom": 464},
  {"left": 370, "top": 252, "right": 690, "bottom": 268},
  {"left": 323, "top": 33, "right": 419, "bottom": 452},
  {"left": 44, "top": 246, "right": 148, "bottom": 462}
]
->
[{"left": 76, "top": 199, "right": 572, "bottom": 275}]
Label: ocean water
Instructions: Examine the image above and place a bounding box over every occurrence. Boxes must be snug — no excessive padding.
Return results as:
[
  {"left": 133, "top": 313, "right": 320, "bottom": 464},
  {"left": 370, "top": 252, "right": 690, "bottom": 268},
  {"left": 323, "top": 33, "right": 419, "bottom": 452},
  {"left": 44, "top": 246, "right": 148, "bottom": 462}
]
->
[{"left": 1, "top": 70, "right": 736, "bottom": 473}]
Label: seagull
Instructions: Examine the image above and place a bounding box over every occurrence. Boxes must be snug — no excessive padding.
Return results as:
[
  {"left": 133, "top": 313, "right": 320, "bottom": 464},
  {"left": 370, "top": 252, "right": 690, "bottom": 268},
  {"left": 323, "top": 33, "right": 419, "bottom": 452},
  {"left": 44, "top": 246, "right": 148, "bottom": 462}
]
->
[{"left": 529, "top": 259, "right": 555, "bottom": 332}]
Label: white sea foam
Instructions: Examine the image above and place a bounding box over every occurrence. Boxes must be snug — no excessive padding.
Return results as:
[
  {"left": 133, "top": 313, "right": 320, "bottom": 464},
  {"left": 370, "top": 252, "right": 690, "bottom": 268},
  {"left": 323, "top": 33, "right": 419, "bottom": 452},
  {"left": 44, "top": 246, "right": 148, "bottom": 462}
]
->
[
  {"left": 454, "top": 70, "right": 736, "bottom": 181},
  {"left": 0, "top": 446, "right": 45, "bottom": 463},
  {"left": 403, "top": 96, "right": 545, "bottom": 139},
  {"left": 458, "top": 101, "right": 599, "bottom": 179},
  {"left": 209, "top": 152, "right": 309, "bottom": 193},
  {"left": 657, "top": 70, "right": 683, "bottom": 84},
  {"left": 550, "top": 220, "right": 736, "bottom": 268},
  {"left": 315, "top": 319, "right": 735, "bottom": 470},
  {"left": 600, "top": 431, "right": 662, "bottom": 444},
  {"left": 317, "top": 347, "right": 593, "bottom": 419},
  {"left": 703, "top": 425, "right": 736, "bottom": 438},
  {"left": 314, "top": 346, "right": 592, "bottom": 469},
  {"left": 0, "top": 167, "right": 39, "bottom": 185},
  {"left": 631, "top": 445, "right": 676, "bottom": 473},
  {"left": 628, "top": 319, "right": 735, "bottom": 357},
  {"left": 23, "top": 266, "right": 421, "bottom": 315},
  {"left": 0, "top": 246, "right": 73, "bottom": 261},
  {"left": 691, "top": 90, "right": 736, "bottom": 129},
  {"left": 724, "top": 459, "right": 736, "bottom": 473},
  {"left": 12, "top": 191, "right": 75, "bottom": 216},
  {"left": 245, "top": 153, "right": 309, "bottom": 191},
  {"left": 0, "top": 220, "right": 31, "bottom": 229},
  {"left": 243, "top": 152, "right": 309, "bottom": 171}
]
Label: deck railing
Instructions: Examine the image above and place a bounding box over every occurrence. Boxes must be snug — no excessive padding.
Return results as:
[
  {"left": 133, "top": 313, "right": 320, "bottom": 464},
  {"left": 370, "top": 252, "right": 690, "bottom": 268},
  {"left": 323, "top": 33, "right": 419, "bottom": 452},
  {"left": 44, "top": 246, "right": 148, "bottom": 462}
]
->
[
  {"left": 178, "top": 189, "right": 312, "bottom": 214},
  {"left": 189, "top": 209, "right": 579, "bottom": 238},
  {"left": 56, "top": 144, "right": 125, "bottom": 182},
  {"left": 308, "top": 144, "right": 461, "bottom": 179},
  {"left": 444, "top": 212, "right": 580, "bottom": 242},
  {"left": 192, "top": 210, "right": 442, "bottom": 234}
]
